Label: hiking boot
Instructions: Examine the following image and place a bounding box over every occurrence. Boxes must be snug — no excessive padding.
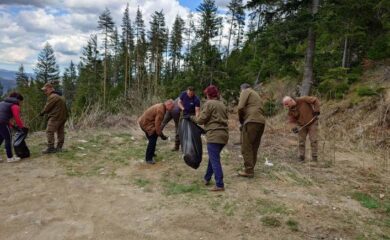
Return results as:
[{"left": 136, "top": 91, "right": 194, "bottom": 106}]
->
[
  {"left": 237, "top": 171, "right": 254, "bottom": 178},
  {"left": 7, "top": 156, "right": 21, "bottom": 163},
  {"left": 42, "top": 147, "right": 57, "bottom": 154},
  {"left": 210, "top": 186, "right": 225, "bottom": 192},
  {"left": 146, "top": 159, "right": 156, "bottom": 165},
  {"left": 56, "top": 143, "right": 64, "bottom": 152},
  {"left": 204, "top": 179, "right": 211, "bottom": 186}
]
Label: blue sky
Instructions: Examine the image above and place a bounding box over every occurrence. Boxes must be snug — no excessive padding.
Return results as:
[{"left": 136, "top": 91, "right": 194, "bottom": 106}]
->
[{"left": 0, "top": 0, "right": 232, "bottom": 74}]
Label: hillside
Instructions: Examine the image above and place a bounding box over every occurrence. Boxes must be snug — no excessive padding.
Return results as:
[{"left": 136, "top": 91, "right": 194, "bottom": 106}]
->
[{"left": 0, "top": 66, "right": 389, "bottom": 239}]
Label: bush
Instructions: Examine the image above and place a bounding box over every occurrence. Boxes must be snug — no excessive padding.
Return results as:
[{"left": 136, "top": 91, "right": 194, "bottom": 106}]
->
[
  {"left": 356, "top": 86, "right": 379, "bottom": 97},
  {"left": 318, "top": 67, "right": 353, "bottom": 99},
  {"left": 263, "top": 98, "right": 279, "bottom": 117}
]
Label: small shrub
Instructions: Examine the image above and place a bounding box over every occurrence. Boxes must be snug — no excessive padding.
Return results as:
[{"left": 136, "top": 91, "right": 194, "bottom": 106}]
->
[
  {"left": 261, "top": 216, "right": 281, "bottom": 227},
  {"left": 352, "top": 192, "right": 380, "bottom": 209},
  {"left": 263, "top": 98, "right": 279, "bottom": 117},
  {"left": 356, "top": 86, "right": 379, "bottom": 97},
  {"left": 286, "top": 219, "right": 299, "bottom": 231}
]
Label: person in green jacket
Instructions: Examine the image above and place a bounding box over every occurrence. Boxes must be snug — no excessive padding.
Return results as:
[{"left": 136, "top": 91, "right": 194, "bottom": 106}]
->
[
  {"left": 190, "top": 85, "right": 229, "bottom": 192},
  {"left": 237, "top": 83, "right": 266, "bottom": 178},
  {"left": 40, "top": 83, "right": 68, "bottom": 153}
]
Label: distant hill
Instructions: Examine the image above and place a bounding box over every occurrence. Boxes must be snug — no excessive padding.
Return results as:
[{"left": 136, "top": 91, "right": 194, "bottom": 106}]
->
[{"left": 0, "top": 69, "right": 34, "bottom": 93}]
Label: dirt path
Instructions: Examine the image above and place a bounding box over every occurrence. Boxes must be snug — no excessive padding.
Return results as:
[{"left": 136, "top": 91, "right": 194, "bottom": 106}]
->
[{"left": 0, "top": 124, "right": 389, "bottom": 240}]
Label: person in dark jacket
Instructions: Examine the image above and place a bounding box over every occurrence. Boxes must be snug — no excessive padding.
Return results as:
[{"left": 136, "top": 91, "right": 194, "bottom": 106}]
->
[
  {"left": 161, "top": 98, "right": 181, "bottom": 151},
  {"left": 0, "top": 92, "right": 26, "bottom": 163},
  {"left": 40, "top": 83, "right": 68, "bottom": 154},
  {"left": 139, "top": 99, "right": 174, "bottom": 164},
  {"left": 190, "top": 85, "right": 229, "bottom": 192},
  {"left": 178, "top": 86, "right": 200, "bottom": 117},
  {"left": 237, "top": 83, "right": 266, "bottom": 178}
]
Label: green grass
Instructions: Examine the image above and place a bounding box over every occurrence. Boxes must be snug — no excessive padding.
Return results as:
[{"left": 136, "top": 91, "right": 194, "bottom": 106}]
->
[
  {"left": 134, "top": 178, "right": 151, "bottom": 188},
  {"left": 261, "top": 216, "right": 281, "bottom": 227},
  {"left": 352, "top": 192, "right": 380, "bottom": 209},
  {"left": 256, "top": 198, "right": 289, "bottom": 215},
  {"left": 223, "top": 202, "right": 236, "bottom": 216},
  {"left": 286, "top": 219, "right": 299, "bottom": 232},
  {"left": 164, "top": 181, "right": 205, "bottom": 195}
]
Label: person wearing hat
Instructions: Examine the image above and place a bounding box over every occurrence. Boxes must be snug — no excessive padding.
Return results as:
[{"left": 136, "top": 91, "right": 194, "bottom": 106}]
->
[
  {"left": 0, "top": 92, "right": 26, "bottom": 162},
  {"left": 40, "top": 83, "right": 68, "bottom": 153},
  {"left": 190, "top": 85, "right": 229, "bottom": 192},
  {"left": 237, "top": 83, "right": 266, "bottom": 178}
]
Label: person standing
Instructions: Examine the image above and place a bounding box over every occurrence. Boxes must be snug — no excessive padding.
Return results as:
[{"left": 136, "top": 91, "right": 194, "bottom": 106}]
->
[
  {"left": 283, "top": 95, "right": 320, "bottom": 162},
  {"left": 237, "top": 83, "right": 266, "bottom": 178},
  {"left": 161, "top": 98, "right": 181, "bottom": 151},
  {"left": 40, "top": 83, "right": 68, "bottom": 154},
  {"left": 0, "top": 92, "right": 26, "bottom": 162},
  {"left": 139, "top": 100, "right": 174, "bottom": 164},
  {"left": 190, "top": 85, "right": 228, "bottom": 192},
  {"left": 178, "top": 86, "right": 200, "bottom": 117}
]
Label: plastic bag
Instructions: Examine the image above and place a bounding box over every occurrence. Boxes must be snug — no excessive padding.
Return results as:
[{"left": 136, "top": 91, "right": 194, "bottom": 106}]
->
[
  {"left": 179, "top": 118, "right": 204, "bottom": 169},
  {"left": 14, "top": 128, "right": 30, "bottom": 158}
]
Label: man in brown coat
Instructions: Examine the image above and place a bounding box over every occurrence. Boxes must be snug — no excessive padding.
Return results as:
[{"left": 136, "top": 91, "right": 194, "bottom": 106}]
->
[
  {"left": 40, "top": 83, "right": 68, "bottom": 153},
  {"left": 139, "top": 99, "right": 174, "bottom": 164},
  {"left": 283, "top": 96, "right": 320, "bottom": 162},
  {"left": 237, "top": 83, "right": 266, "bottom": 178}
]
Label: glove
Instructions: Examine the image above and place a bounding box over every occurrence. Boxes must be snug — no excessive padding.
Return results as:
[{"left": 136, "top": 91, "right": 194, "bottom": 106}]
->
[
  {"left": 39, "top": 112, "right": 45, "bottom": 117},
  {"left": 160, "top": 133, "right": 168, "bottom": 140},
  {"left": 292, "top": 127, "right": 299, "bottom": 134}
]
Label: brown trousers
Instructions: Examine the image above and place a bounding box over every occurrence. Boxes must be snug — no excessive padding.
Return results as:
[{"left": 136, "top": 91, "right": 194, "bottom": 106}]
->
[
  {"left": 298, "top": 121, "right": 318, "bottom": 159},
  {"left": 47, "top": 119, "right": 66, "bottom": 148},
  {"left": 241, "top": 122, "right": 265, "bottom": 174}
]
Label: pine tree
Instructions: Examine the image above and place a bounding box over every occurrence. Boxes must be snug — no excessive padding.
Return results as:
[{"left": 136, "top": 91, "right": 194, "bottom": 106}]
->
[
  {"left": 34, "top": 42, "right": 60, "bottom": 85},
  {"left": 226, "top": 0, "right": 245, "bottom": 58},
  {"left": 62, "top": 61, "right": 77, "bottom": 110},
  {"left": 97, "top": 8, "right": 115, "bottom": 106},
  {"left": 16, "top": 64, "right": 29, "bottom": 88},
  {"left": 121, "top": 3, "right": 134, "bottom": 95},
  {"left": 134, "top": 7, "right": 147, "bottom": 94},
  {"left": 169, "top": 15, "right": 185, "bottom": 77}
]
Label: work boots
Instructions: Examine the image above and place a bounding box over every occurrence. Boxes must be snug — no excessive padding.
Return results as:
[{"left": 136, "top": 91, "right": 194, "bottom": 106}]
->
[
  {"left": 42, "top": 146, "right": 57, "bottom": 154},
  {"left": 56, "top": 143, "right": 64, "bottom": 152}
]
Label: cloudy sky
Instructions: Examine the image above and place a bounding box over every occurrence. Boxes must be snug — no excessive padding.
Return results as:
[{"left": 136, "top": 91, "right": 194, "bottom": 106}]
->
[{"left": 0, "top": 0, "right": 234, "bottom": 73}]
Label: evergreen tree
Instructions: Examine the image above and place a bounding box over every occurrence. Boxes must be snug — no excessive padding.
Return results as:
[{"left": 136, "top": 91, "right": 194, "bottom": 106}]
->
[
  {"left": 169, "top": 15, "right": 185, "bottom": 77},
  {"left": 226, "top": 0, "right": 245, "bottom": 57},
  {"left": 16, "top": 64, "right": 29, "bottom": 88},
  {"left": 34, "top": 42, "right": 60, "bottom": 85},
  {"left": 121, "top": 3, "right": 134, "bottom": 95},
  {"left": 62, "top": 61, "right": 77, "bottom": 110},
  {"left": 97, "top": 8, "right": 115, "bottom": 106},
  {"left": 134, "top": 7, "right": 147, "bottom": 95}
]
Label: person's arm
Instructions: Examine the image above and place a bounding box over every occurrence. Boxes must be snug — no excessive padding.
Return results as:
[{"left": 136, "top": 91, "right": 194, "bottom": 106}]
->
[
  {"left": 237, "top": 90, "right": 249, "bottom": 124},
  {"left": 161, "top": 111, "right": 172, "bottom": 130},
  {"left": 302, "top": 96, "right": 320, "bottom": 113},
  {"left": 155, "top": 105, "right": 165, "bottom": 136},
  {"left": 178, "top": 92, "right": 185, "bottom": 111},
  {"left": 11, "top": 105, "right": 24, "bottom": 128},
  {"left": 191, "top": 103, "right": 211, "bottom": 125},
  {"left": 195, "top": 97, "right": 201, "bottom": 117}
]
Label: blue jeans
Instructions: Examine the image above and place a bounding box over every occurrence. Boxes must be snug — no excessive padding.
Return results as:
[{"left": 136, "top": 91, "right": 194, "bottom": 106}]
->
[
  {"left": 144, "top": 132, "right": 158, "bottom": 162},
  {"left": 0, "top": 123, "right": 13, "bottom": 158},
  {"left": 205, "top": 143, "right": 225, "bottom": 188}
]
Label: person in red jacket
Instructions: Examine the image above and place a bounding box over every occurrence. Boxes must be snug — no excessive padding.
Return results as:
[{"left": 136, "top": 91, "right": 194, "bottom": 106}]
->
[{"left": 0, "top": 92, "right": 25, "bottom": 163}]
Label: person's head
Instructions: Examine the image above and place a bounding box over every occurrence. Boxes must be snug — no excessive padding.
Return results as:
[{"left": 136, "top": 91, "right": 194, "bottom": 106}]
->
[
  {"left": 41, "top": 82, "right": 54, "bottom": 96},
  {"left": 9, "top": 92, "right": 24, "bottom": 102},
  {"left": 203, "top": 85, "right": 219, "bottom": 100},
  {"left": 186, "top": 86, "right": 195, "bottom": 98},
  {"left": 282, "top": 96, "right": 296, "bottom": 108},
  {"left": 240, "top": 83, "right": 251, "bottom": 91},
  {"left": 164, "top": 99, "right": 174, "bottom": 111}
]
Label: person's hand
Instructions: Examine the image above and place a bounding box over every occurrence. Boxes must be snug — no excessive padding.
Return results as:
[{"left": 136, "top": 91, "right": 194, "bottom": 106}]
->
[
  {"left": 292, "top": 127, "right": 299, "bottom": 134},
  {"left": 160, "top": 133, "right": 168, "bottom": 140},
  {"left": 39, "top": 112, "right": 44, "bottom": 117}
]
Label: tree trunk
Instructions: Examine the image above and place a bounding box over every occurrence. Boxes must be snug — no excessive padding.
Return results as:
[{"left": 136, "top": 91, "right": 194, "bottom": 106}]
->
[
  {"left": 342, "top": 36, "right": 348, "bottom": 68},
  {"left": 225, "top": 13, "right": 234, "bottom": 67},
  {"left": 300, "top": 0, "right": 319, "bottom": 96}
]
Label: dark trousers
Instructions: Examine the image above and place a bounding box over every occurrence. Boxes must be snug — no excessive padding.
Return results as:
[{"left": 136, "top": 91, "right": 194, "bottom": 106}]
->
[
  {"left": 241, "top": 122, "right": 265, "bottom": 174},
  {"left": 0, "top": 123, "right": 13, "bottom": 158},
  {"left": 205, "top": 143, "right": 225, "bottom": 188},
  {"left": 145, "top": 132, "right": 158, "bottom": 162}
]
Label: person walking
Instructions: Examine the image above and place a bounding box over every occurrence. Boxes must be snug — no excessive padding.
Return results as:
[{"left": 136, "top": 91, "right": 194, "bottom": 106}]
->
[
  {"left": 161, "top": 98, "right": 181, "bottom": 151},
  {"left": 190, "top": 85, "right": 228, "bottom": 192},
  {"left": 0, "top": 92, "right": 26, "bottom": 162},
  {"left": 40, "top": 83, "right": 68, "bottom": 154},
  {"left": 139, "top": 100, "right": 174, "bottom": 164},
  {"left": 237, "top": 83, "right": 266, "bottom": 178},
  {"left": 283, "top": 95, "right": 320, "bottom": 162}
]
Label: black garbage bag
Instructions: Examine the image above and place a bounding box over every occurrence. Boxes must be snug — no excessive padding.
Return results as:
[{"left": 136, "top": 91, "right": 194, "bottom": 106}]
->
[
  {"left": 179, "top": 118, "right": 205, "bottom": 169},
  {"left": 14, "top": 127, "right": 30, "bottom": 158}
]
